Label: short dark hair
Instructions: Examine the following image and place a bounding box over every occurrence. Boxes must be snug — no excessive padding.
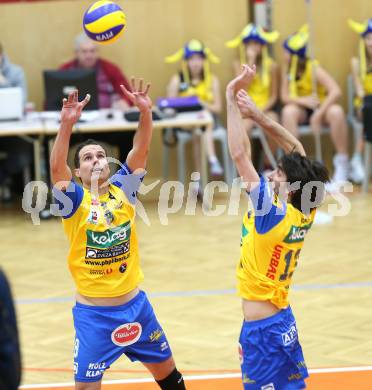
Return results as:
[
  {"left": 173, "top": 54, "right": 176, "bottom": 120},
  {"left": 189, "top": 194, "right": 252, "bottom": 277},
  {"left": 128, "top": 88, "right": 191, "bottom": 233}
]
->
[
  {"left": 279, "top": 152, "right": 329, "bottom": 212},
  {"left": 74, "top": 139, "right": 107, "bottom": 168}
]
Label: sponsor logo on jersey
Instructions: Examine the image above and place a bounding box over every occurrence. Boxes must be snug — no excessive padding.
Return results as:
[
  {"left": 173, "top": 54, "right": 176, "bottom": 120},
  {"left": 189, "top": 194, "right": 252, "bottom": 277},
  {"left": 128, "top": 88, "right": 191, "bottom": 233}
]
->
[
  {"left": 149, "top": 329, "right": 164, "bottom": 343},
  {"left": 85, "top": 254, "right": 129, "bottom": 267},
  {"left": 87, "top": 209, "right": 99, "bottom": 225},
  {"left": 85, "top": 242, "right": 130, "bottom": 259},
  {"left": 261, "top": 383, "right": 275, "bottom": 390},
  {"left": 242, "top": 373, "right": 256, "bottom": 384},
  {"left": 288, "top": 373, "right": 302, "bottom": 381},
  {"left": 85, "top": 362, "right": 106, "bottom": 378},
  {"left": 89, "top": 268, "right": 113, "bottom": 275},
  {"left": 284, "top": 223, "right": 312, "bottom": 243},
  {"left": 281, "top": 324, "right": 298, "bottom": 346},
  {"left": 119, "top": 262, "right": 127, "bottom": 273},
  {"left": 111, "top": 322, "right": 142, "bottom": 347},
  {"left": 87, "top": 221, "right": 131, "bottom": 249},
  {"left": 266, "top": 244, "right": 284, "bottom": 280},
  {"left": 160, "top": 341, "right": 169, "bottom": 352}
]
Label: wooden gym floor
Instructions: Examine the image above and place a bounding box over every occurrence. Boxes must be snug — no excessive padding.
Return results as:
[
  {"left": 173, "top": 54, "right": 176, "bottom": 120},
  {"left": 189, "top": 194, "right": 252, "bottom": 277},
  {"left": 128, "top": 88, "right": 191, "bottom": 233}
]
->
[{"left": 2, "top": 187, "right": 372, "bottom": 389}]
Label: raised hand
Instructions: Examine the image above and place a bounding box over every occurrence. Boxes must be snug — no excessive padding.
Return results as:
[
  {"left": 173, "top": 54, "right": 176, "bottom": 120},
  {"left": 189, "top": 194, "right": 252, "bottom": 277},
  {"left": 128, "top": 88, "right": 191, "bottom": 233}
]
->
[
  {"left": 60, "top": 91, "right": 91, "bottom": 125},
  {"left": 226, "top": 64, "right": 256, "bottom": 96},
  {"left": 120, "top": 77, "right": 152, "bottom": 112},
  {"left": 236, "top": 89, "right": 260, "bottom": 121}
]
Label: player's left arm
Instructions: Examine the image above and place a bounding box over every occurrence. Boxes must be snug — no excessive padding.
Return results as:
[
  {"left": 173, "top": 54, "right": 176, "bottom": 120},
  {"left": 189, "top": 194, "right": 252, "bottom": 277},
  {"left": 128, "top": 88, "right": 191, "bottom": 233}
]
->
[
  {"left": 120, "top": 77, "right": 153, "bottom": 171},
  {"left": 236, "top": 89, "right": 306, "bottom": 156}
]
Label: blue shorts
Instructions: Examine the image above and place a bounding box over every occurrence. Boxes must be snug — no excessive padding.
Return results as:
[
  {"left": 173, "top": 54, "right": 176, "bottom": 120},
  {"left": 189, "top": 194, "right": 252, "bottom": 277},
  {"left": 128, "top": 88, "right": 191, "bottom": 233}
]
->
[
  {"left": 239, "top": 306, "right": 308, "bottom": 390},
  {"left": 72, "top": 290, "right": 172, "bottom": 382}
]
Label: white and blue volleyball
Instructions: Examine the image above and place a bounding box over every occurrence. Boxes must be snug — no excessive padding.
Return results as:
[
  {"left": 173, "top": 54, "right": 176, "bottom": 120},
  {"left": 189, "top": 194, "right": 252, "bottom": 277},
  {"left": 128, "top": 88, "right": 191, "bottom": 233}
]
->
[{"left": 83, "top": 1, "right": 126, "bottom": 44}]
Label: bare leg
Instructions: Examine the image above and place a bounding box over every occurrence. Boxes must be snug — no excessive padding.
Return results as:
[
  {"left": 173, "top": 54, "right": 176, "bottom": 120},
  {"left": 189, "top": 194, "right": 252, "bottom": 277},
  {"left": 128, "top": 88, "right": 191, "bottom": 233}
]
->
[
  {"left": 143, "top": 356, "right": 176, "bottom": 380},
  {"left": 75, "top": 381, "right": 102, "bottom": 390},
  {"left": 355, "top": 108, "right": 364, "bottom": 154},
  {"left": 349, "top": 107, "right": 365, "bottom": 183},
  {"left": 324, "top": 104, "right": 350, "bottom": 184},
  {"left": 192, "top": 131, "right": 201, "bottom": 177},
  {"left": 204, "top": 125, "right": 224, "bottom": 176},
  {"left": 324, "top": 104, "right": 348, "bottom": 154},
  {"left": 281, "top": 104, "right": 307, "bottom": 138},
  {"left": 204, "top": 125, "right": 217, "bottom": 159}
]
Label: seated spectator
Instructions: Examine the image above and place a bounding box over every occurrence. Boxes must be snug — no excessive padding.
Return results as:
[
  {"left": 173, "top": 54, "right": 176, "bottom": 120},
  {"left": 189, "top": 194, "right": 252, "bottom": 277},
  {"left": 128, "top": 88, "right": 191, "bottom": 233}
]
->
[
  {"left": 349, "top": 18, "right": 372, "bottom": 178},
  {"left": 60, "top": 33, "right": 132, "bottom": 110},
  {"left": 166, "top": 39, "right": 224, "bottom": 176},
  {"left": 60, "top": 33, "right": 135, "bottom": 161},
  {"left": 226, "top": 24, "right": 280, "bottom": 169},
  {"left": 0, "top": 43, "right": 32, "bottom": 202},
  {"left": 0, "top": 268, "right": 21, "bottom": 390},
  {"left": 0, "top": 43, "right": 27, "bottom": 103},
  {"left": 281, "top": 25, "right": 358, "bottom": 190},
  {"left": 59, "top": 34, "right": 134, "bottom": 161}
]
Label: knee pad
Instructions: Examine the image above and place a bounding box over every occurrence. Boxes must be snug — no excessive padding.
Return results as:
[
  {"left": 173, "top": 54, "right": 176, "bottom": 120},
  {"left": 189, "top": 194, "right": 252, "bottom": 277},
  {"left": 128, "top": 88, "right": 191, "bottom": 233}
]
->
[{"left": 156, "top": 368, "right": 186, "bottom": 390}]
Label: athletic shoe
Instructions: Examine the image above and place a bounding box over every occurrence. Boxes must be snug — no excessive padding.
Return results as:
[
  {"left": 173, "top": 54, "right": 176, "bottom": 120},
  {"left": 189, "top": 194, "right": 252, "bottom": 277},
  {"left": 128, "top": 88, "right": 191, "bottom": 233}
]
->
[
  {"left": 349, "top": 154, "right": 365, "bottom": 184},
  {"left": 209, "top": 159, "right": 224, "bottom": 176}
]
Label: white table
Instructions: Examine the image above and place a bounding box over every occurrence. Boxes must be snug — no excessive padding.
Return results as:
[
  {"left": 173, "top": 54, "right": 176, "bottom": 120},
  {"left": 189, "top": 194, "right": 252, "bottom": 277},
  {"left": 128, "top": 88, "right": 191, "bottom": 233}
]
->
[
  {"left": 0, "top": 110, "right": 214, "bottom": 192},
  {"left": 43, "top": 109, "right": 214, "bottom": 188},
  {"left": 0, "top": 118, "right": 45, "bottom": 182}
]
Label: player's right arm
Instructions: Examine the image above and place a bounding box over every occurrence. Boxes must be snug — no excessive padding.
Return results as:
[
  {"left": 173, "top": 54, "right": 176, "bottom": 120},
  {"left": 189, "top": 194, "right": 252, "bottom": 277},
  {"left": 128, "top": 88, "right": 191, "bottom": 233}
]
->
[
  {"left": 226, "top": 65, "right": 260, "bottom": 190},
  {"left": 50, "top": 91, "right": 90, "bottom": 189},
  {"left": 236, "top": 88, "right": 306, "bottom": 156}
]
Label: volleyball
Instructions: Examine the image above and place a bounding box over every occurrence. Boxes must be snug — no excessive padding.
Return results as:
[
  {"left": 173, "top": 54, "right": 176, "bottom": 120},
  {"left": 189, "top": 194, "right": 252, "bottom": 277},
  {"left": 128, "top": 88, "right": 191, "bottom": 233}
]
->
[{"left": 83, "top": 1, "right": 126, "bottom": 44}]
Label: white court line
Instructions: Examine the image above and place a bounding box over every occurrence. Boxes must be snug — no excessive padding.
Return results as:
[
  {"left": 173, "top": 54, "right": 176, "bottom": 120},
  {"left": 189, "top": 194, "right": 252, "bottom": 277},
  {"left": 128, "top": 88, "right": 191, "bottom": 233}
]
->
[{"left": 19, "top": 366, "right": 372, "bottom": 389}]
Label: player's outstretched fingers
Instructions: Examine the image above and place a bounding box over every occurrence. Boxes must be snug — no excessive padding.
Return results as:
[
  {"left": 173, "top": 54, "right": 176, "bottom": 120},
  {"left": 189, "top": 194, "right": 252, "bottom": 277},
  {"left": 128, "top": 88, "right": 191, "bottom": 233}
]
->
[
  {"left": 144, "top": 83, "right": 151, "bottom": 95},
  {"left": 80, "top": 94, "right": 91, "bottom": 109},
  {"left": 138, "top": 78, "right": 144, "bottom": 93},
  {"left": 131, "top": 76, "right": 136, "bottom": 92},
  {"left": 67, "top": 91, "right": 75, "bottom": 103},
  {"left": 120, "top": 84, "right": 134, "bottom": 101}
]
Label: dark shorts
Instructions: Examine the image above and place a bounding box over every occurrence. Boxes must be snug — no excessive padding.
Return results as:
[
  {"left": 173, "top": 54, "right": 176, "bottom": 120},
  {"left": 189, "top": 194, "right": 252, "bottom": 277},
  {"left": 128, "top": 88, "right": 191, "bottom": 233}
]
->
[
  {"left": 304, "top": 108, "right": 314, "bottom": 124},
  {"left": 239, "top": 306, "right": 308, "bottom": 389},
  {"left": 72, "top": 290, "right": 172, "bottom": 382}
]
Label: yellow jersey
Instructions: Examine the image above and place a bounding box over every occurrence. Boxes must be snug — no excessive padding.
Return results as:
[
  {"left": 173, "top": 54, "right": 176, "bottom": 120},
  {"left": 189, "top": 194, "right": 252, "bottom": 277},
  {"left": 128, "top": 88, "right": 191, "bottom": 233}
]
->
[
  {"left": 247, "top": 58, "right": 273, "bottom": 110},
  {"left": 178, "top": 72, "right": 214, "bottom": 103},
  {"left": 292, "top": 60, "right": 327, "bottom": 102},
  {"left": 237, "top": 175, "right": 316, "bottom": 309},
  {"left": 53, "top": 164, "right": 144, "bottom": 298}
]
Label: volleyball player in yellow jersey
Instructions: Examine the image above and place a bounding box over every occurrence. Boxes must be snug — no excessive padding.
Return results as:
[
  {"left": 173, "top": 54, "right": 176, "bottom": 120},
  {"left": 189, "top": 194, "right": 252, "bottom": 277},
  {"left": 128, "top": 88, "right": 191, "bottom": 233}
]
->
[
  {"left": 226, "top": 64, "right": 329, "bottom": 389},
  {"left": 281, "top": 25, "right": 361, "bottom": 190},
  {"left": 226, "top": 25, "right": 280, "bottom": 148},
  {"left": 166, "top": 40, "right": 224, "bottom": 176},
  {"left": 349, "top": 18, "right": 372, "bottom": 176},
  {"left": 50, "top": 80, "right": 186, "bottom": 389}
]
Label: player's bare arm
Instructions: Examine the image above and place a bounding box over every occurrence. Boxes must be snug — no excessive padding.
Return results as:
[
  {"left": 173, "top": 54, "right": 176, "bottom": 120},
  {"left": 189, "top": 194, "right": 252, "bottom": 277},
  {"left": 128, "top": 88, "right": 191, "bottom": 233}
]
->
[
  {"left": 236, "top": 87, "right": 306, "bottom": 156},
  {"left": 226, "top": 64, "right": 259, "bottom": 188},
  {"left": 121, "top": 77, "right": 153, "bottom": 172},
  {"left": 50, "top": 91, "right": 91, "bottom": 189}
]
